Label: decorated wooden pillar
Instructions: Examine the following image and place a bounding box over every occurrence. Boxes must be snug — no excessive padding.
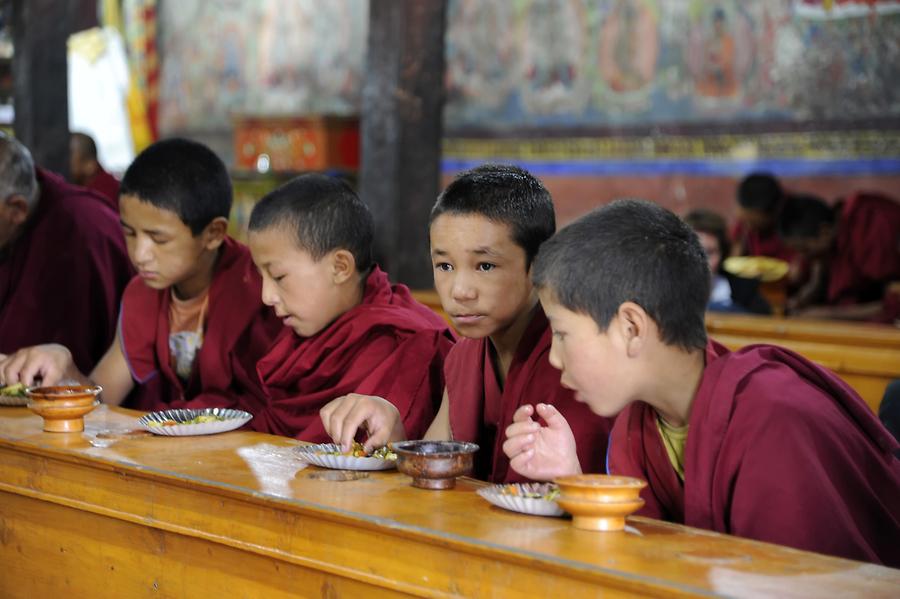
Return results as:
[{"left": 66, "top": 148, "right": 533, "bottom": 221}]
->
[{"left": 360, "top": 0, "right": 447, "bottom": 288}]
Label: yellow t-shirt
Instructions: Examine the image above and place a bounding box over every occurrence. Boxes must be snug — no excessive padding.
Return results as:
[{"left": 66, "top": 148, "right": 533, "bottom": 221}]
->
[
  {"left": 168, "top": 290, "right": 209, "bottom": 381},
  {"left": 655, "top": 414, "right": 689, "bottom": 481}
]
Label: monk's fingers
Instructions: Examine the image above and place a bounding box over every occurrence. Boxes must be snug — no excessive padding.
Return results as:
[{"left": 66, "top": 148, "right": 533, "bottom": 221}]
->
[
  {"left": 339, "top": 402, "right": 379, "bottom": 452},
  {"left": 323, "top": 395, "right": 362, "bottom": 448},
  {"left": 501, "top": 432, "right": 535, "bottom": 460},
  {"left": 508, "top": 448, "right": 538, "bottom": 478},
  {"left": 504, "top": 419, "right": 539, "bottom": 440},
  {"left": 0, "top": 351, "right": 29, "bottom": 385},
  {"left": 510, "top": 404, "right": 535, "bottom": 423},
  {"left": 536, "top": 403, "right": 571, "bottom": 432},
  {"left": 21, "top": 352, "right": 62, "bottom": 387}
]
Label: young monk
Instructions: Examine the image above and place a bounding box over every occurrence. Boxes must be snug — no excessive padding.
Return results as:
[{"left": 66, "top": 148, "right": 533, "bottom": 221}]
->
[
  {"left": 0, "top": 133, "right": 132, "bottom": 374},
  {"left": 319, "top": 165, "right": 614, "bottom": 483},
  {"left": 504, "top": 199, "right": 900, "bottom": 566},
  {"left": 779, "top": 192, "right": 900, "bottom": 322},
  {"left": 0, "top": 138, "right": 281, "bottom": 411},
  {"left": 244, "top": 173, "right": 454, "bottom": 441}
]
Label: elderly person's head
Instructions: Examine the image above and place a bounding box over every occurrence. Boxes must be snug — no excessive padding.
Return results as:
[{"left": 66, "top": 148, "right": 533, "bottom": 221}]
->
[{"left": 0, "top": 133, "right": 39, "bottom": 249}]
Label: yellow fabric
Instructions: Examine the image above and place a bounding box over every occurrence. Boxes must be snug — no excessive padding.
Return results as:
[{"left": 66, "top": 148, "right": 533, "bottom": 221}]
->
[{"left": 655, "top": 415, "right": 689, "bottom": 482}]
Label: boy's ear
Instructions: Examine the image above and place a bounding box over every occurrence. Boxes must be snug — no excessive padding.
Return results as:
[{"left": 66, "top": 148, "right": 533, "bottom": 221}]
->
[
  {"left": 330, "top": 249, "right": 357, "bottom": 284},
  {"left": 616, "top": 301, "right": 649, "bottom": 358},
  {"left": 201, "top": 216, "right": 229, "bottom": 250}
]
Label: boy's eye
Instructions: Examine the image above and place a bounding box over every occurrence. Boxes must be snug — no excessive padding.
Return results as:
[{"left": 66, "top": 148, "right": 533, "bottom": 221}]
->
[
  {"left": 272, "top": 274, "right": 286, "bottom": 283},
  {"left": 434, "top": 262, "right": 453, "bottom": 272},
  {"left": 552, "top": 331, "right": 566, "bottom": 340},
  {"left": 477, "top": 263, "right": 496, "bottom": 272}
]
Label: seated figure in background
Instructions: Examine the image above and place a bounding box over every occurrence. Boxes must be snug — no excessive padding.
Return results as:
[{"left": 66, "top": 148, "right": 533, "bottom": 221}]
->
[
  {"left": 779, "top": 192, "right": 900, "bottom": 323},
  {"left": 684, "top": 208, "right": 770, "bottom": 315},
  {"left": 70, "top": 132, "right": 120, "bottom": 210}
]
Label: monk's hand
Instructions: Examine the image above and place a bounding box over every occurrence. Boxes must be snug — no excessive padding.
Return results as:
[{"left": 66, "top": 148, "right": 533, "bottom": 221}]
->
[
  {"left": 320, "top": 393, "right": 405, "bottom": 453},
  {"left": 0, "top": 344, "right": 75, "bottom": 387},
  {"left": 503, "top": 403, "right": 581, "bottom": 482}
]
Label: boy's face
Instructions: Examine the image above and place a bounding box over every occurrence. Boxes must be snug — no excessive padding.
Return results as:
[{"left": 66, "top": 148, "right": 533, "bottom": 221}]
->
[
  {"left": 430, "top": 213, "right": 534, "bottom": 339},
  {"left": 248, "top": 226, "right": 345, "bottom": 338},
  {"left": 738, "top": 207, "right": 775, "bottom": 234},
  {"left": 695, "top": 231, "right": 721, "bottom": 274},
  {"left": 119, "top": 194, "right": 214, "bottom": 293},
  {"left": 539, "top": 290, "right": 634, "bottom": 418}
]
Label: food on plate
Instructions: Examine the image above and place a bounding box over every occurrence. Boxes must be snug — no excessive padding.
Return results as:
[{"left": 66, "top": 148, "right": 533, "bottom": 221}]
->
[
  {"left": 499, "top": 483, "right": 560, "bottom": 501},
  {"left": 0, "top": 382, "right": 27, "bottom": 397},
  {"left": 147, "top": 413, "right": 228, "bottom": 427},
  {"left": 315, "top": 441, "right": 397, "bottom": 460}
]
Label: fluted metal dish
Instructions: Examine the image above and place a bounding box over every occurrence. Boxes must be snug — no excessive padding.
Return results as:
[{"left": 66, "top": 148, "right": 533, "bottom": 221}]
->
[
  {"left": 138, "top": 407, "right": 252, "bottom": 436},
  {"left": 476, "top": 483, "right": 564, "bottom": 517},
  {"left": 294, "top": 443, "right": 398, "bottom": 471}
]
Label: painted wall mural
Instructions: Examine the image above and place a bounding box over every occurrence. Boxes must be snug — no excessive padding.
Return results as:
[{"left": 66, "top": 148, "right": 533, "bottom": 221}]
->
[{"left": 442, "top": 0, "right": 900, "bottom": 130}]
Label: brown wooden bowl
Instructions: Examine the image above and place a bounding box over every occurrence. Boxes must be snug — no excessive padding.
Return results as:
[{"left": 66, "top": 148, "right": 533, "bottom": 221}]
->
[
  {"left": 554, "top": 496, "right": 645, "bottom": 531},
  {"left": 553, "top": 474, "right": 647, "bottom": 503},
  {"left": 392, "top": 440, "right": 479, "bottom": 490},
  {"left": 26, "top": 385, "right": 102, "bottom": 433}
]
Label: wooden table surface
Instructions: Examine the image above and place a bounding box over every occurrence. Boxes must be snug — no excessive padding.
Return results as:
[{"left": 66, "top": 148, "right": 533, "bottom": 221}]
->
[{"left": 1, "top": 405, "right": 898, "bottom": 598}]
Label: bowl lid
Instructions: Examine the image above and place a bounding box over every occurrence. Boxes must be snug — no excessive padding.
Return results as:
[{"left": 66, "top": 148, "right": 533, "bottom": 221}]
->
[{"left": 391, "top": 440, "right": 479, "bottom": 456}]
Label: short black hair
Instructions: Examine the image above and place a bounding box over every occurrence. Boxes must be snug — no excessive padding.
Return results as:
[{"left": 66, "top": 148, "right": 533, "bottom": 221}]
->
[
  {"left": 430, "top": 164, "right": 555, "bottom": 268},
  {"left": 70, "top": 132, "right": 98, "bottom": 161},
  {"left": 737, "top": 172, "right": 783, "bottom": 213},
  {"left": 248, "top": 173, "right": 374, "bottom": 272},
  {"left": 533, "top": 199, "right": 709, "bottom": 351},
  {"left": 684, "top": 208, "right": 730, "bottom": 270},
  {"left": 120, "top": 138, "right": 232, "bottom": 235},
  {"left": 778, "top": 194, "right": 834, "bottom": 240}
]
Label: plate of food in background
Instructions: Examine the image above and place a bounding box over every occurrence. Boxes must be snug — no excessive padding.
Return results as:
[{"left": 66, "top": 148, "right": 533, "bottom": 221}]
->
[
  {"left": 138, "top": 407, "right": 252, "bottom": 436},
  {"left": 294, "top": 442, "right": 398, "bottom": 471},
  {"left": 722, "top": 256, "right": 790, "bottom": 282},
  {"left": 476, "top": 482, "right": 565, "bottom": 517}
]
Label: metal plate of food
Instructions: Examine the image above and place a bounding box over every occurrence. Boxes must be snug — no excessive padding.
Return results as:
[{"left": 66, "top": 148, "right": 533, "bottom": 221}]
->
[
  {"left": 294, "top": 442, "right": 398, "bottom": 471},
  {"left": 476, "top": 483, "right": 565, "bottom": 517},
  {"left": 138, "top": 408, "right": 253, "bottom": 436}
]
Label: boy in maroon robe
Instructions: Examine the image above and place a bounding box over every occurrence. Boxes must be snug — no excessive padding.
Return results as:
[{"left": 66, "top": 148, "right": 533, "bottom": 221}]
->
[
  {"left": 0, "top": 138, "right": 281, "bottom": 412},
  {"left": 0, "top": 133, "right": 132, "bottom": 374},
  {"left": 245, "top": 174, "right": 454, "bottom": 441},
  {"left": 730, "top": 172, "right": 795, "bottom": 262},
  {"left": 70, "top": 132, "right": 120, "bottom": 210},
  {"left": 504, "top": 199, "right": 900, "bottom": 566},
  {"left": 319, "top": 165, "right": 613, "bottom": 483},
  {"left": 779, "top": 192, "right": 900, "bottom": 322}
]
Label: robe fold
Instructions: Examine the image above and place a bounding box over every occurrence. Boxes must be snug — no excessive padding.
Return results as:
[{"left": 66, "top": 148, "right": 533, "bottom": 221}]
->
[
  {"left": 120, "top": 236, "right": 281, "bottom": 412},
  {"left": 0, "top": 168, "right": 133, "bottom": 373},
  {"left": 827, "top": 192, "right": 900, "bottom": 319},
  {"left": 608, "top": 340, "right": 900, "bottom": 566},
  {"left": 252, "top": 267, "right": 455, "bottom": 441},
  {"left": 446, "top": 306, "right": 614, "bottom": 483}
]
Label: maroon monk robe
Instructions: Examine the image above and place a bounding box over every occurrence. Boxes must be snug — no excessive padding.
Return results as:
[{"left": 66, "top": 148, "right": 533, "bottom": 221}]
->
[
  {"left": 608, "top": 340, "right": 900, "bottom": 567},
  {"left": 83, "top": 165, "right": 120, "bottom": 210},
  {"left": 827, "top": 192, "right": 900, "bottom": 316},
  {"left": 730, "top": 220, "right": 796, "bottom": 263},
  {"left": 252, "top": 267, "right": 455, "bottom": 441},
  {"left": 446, "top": 305, "right": 614, "bottom": 483},
  {"left": 120, "top": 236, "right": 282, "bottom": 411},
  {"left": 0, "top": 168, "right": 133, "bottom": 373}
]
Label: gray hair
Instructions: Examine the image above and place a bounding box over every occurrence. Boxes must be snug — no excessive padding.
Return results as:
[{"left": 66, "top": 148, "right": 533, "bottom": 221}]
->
[{"left": 0, "top": 133, "right": 38, "bottom": 207}]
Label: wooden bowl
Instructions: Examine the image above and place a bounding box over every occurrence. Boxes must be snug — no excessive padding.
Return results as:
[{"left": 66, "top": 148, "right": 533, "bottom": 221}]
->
[
  {"left": 553, "top": 474, "right": 647, "bottom": 503},
  {"left": 392, "top": 440, "right": 479, "bottom": 490},
  {"left": 553, "top": 474, "right": 648, "bottom": 532},
  {"left": 554, "top": 496, "right": 645, "bottom": 531},
  {"left": 26, "top": 385, "right": 102, "bottom": 433}
]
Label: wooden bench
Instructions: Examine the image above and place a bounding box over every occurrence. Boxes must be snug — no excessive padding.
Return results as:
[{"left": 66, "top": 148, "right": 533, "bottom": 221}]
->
[{"left": 707, "top": 313, "right": 900, "bottom": 414}]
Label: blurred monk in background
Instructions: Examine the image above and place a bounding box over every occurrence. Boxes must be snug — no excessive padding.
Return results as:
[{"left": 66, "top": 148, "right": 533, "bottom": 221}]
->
[
  {"left": 779, "top": 192, "right": 900, "bottom": 323},
  {"left": 70, "top": 131, "right": 120, "bottom": 210},
  {"left": 0, "top": 133, "right": 132, "bottom": 375}
]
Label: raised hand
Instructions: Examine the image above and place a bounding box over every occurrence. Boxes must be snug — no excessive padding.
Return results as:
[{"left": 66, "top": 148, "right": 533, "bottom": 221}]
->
[
  {"left": 503, "top": 403, "right": 582, "bottom": 481},
  {"left": 319, "top": 393, "right": 406, "bottom": 452}
]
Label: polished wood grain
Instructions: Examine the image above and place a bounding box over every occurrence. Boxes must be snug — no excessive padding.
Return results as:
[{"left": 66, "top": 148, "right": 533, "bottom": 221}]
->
[
  {"left": 707, "top": 313, "right": 900, "bottom": 413},
  {"left": 1, "top": 406, "right": 898, "bottom": 598}
]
